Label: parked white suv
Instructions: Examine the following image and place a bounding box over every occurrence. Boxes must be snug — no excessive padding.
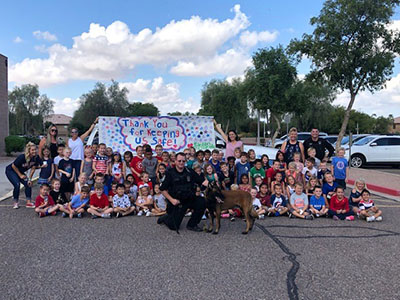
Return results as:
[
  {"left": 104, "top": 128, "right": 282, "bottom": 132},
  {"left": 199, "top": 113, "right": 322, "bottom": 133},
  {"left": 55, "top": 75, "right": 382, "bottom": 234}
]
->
[{"left": 345, "top": 135, "right": 400, "bottom": 168}]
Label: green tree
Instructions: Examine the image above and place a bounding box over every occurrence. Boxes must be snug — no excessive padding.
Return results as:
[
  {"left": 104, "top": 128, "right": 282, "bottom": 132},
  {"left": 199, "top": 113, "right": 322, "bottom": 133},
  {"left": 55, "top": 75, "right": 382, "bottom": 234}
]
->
[
  {"left": 289, "top": 0, "right": 400, "bottom": 151},
  {"left": 8, "top": 84, "right": 54, "bottom": 134},
  {"left": 126, "top": 102, "right": 159, "bottom": 116}
]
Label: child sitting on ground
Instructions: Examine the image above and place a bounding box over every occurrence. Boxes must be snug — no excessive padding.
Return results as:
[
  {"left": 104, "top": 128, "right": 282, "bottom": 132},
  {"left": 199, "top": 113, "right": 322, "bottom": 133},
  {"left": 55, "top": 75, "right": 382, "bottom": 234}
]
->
[
  {"left": 113, "top": 183, "right": 135, "bottom": 218},
  {"left": 90, "top": 173, "right": 109, "bottom": 196},
  {"left": 268, "top": 184, "right": 289, "bottom": 217},
  {"left": 306, "top": 176, "right": 318, "bottom": 200},
  {"left": 59, "top": 185, "right": 90, "bottom": 218},
  {"left": 286, "top": 175, "right": 296, "bottom": 198},
  {"left": 87, "top": 183, "right": 113, "bottom": 219},
  {"left": 322, "top": 173, "right": 338, "bottom": 208},
  {"left": 258, "top": 183, "right": 271, "bottom": 210},
  {"left": 250, "top": 188, "right": 265, "bottom": 219},
  {"left": 271, "top": 172, "right": 285, "bottom": 195},
  {"left": 238, "top": 174, "right": 251, "bottom": 193},
  {"left": 293, "top": 152, "right": 304, "bottom": 173},
  {"left": 309, "top": 186, "right": 328, "bottom": 217},
  {"left": 328, "top": 187, "right": 354, "bottom": 221},
  {"left": 138, "top": 171, "right": 153, "bottom": 194},
  {"left": 285, "top": 162, "right": 301, "bottom": 184},
  {"left": 289, "top": 183, "right": 313, "bottom": 220},
  {"left": 152, "top": 183, "right": 167, "bottom": 216},
  {"left": 358, "top": 189, "right": 382, "bottom": 222},
  {"left": 50, "top": 178, "right": 67, "bottom": 205},
  {"left": 302, "top": 157, "right": 317, "bottom": 186},
  {"left": 349, "top": 178, "right": 366, "bottom": 215},
  {"left": 136, "top": 184, "right": 153, "bottom": 216},
  {"left": 35, "top": 183, "right": 59, "bottom": 217},
  {"left": 108, "top": 181, "right": 118, "bottom": 206},
  {"left": 253, "top": 176, "right": 264, "bottom": 192}
]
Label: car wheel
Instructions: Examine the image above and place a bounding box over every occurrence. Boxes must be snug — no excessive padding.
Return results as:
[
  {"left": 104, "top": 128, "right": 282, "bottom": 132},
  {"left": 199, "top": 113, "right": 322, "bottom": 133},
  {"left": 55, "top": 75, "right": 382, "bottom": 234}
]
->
[{"left": 351, "top": 154, "right": 365, "bottom": 168}]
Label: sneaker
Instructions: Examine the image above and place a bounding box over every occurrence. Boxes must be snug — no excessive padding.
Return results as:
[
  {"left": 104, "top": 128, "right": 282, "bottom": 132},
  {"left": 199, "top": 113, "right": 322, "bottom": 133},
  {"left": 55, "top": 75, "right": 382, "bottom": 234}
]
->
[
  {"left": 258, "top": 214, "right": 265, "bottom": 220},
  {"left": 345, "top": 215, "right": 355, "bottom": 221},
  {"left": 62, "top": 212, "right": 67, "bottom": 218},
  {"left": 137, "top": 211, "right": 143, "bottom": 216},
  {"left": 116, "top": 212, "right": 121, "bottom": 218},
  {"left": 26, "top": 203, "right": 35, "bottom": 208},
  {"left": 375, "top": 216, "right": 383, "bottom": 222},
  {"left": 202, "top": 214, "right": 207, "bottom": 220},
  {"left": 186, "top": 225, "right": 203, "bottom": 232},
  {"left": 185, "top": 211, "right": 192, "bottom": 217},
  {"left": 13, "top": 203, "right": 19, "bottom": 209},
  {"left": 38, "top": 212, "right": 45, "bottom": 218},
  {"left": 316, "top": 214, "right": 320, "bottom": 218},
  {"left": 51, "top": 211, "right": 57, "bottom": 216},
  {"left": 367, "top": 216, "right": 375, "bottom": 222},
  {"left": 267, "top": 211, "right": 273, "bottom": 217},
  {"left": 305, "top": 215, "right": 314, "bottom": 220},
  {"left": 102, "top": 213, "right": 111, "bottom": 219},
  {"left": 288, "top": 213, "right": 295, "bottom": 219},
  {"left": 91, "top": 214, "right": 98, "bottom": 219},
  {"left": 332, "top": 215, "right": 339, "bottom": 221},
  {"left": 146, "top": 211, "right": 151, "bottom": 217},
  {"left": 77, "top": 213, "right": 82, "bottom": 218},
  {"left": 230, "top": 216, "right": 235, "bottom": 222}
]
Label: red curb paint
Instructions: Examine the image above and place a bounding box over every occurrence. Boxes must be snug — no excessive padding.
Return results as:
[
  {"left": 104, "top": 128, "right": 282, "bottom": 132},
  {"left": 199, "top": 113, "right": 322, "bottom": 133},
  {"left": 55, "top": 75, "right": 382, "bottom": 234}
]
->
[{"left": 348, "top": 178, "right": 400, "bottom": 197}]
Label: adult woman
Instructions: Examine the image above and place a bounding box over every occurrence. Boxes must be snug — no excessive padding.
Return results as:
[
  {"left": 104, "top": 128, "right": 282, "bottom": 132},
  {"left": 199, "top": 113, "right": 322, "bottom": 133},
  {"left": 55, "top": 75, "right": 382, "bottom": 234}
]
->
[
  {"left": 213, "top": 120, "right": 243, "bottom": 159},
  {"left": 38, "top": 124, "right": 59, "bottom": 159},
  {"left": 67, "top": 118, "right": 98, "bottom": 180},
  {"left": 280, "top": 127, "right": 305, "bottom": 164},
  {"left": 5, "top": 142, "right": 42, "bottom": 209}
]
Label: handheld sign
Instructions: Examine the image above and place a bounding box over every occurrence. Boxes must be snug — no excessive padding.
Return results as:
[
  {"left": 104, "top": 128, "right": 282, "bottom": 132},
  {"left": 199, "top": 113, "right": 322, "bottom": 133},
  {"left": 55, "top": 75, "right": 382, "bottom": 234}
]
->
[{"left": 98, "top": 116, "right": 215, "bottom": 152}]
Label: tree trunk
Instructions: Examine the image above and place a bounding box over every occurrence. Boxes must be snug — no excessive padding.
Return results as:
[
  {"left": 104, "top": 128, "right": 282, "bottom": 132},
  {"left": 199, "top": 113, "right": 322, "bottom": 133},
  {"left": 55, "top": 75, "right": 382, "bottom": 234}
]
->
[
  {"left": 225, "top": 120, "right": 230, "bottom": 134},
  {"left": 336, "top": 93, "right": 357, "bottom": 153},
  {"left": 271, "top": 113, "right": 281, "bottom": 147}
]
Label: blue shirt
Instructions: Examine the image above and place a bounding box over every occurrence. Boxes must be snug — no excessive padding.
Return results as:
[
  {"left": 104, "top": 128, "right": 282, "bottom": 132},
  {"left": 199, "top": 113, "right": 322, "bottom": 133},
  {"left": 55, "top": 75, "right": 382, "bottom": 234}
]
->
[
  {"left": 322, "top": 182, "right": 338, "bottom": 195},
  {"left": 331, "top": 156, "right": 348, "bottom": 180},
  {"left": 209, "top": 159, "right": 221, "bottom": 173},
  {"left": 310, "top": 195, "right": 325, "bottom": 210},
  {"left": 70, "top": 194, "right": 89, "bottom": 209},
  {"left": 235, "top": 161, "right": 250, "bottom": 184},
  {"left": 39, "top": 158, "right": 53, "bottom": 179}
]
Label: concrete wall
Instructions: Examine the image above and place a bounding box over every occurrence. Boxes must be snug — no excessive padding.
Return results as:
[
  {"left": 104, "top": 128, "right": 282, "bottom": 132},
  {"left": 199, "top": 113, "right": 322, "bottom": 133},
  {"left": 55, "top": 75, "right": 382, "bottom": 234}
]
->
[{"left": 0, "top": 54, "right": 8, "bottom": 155}]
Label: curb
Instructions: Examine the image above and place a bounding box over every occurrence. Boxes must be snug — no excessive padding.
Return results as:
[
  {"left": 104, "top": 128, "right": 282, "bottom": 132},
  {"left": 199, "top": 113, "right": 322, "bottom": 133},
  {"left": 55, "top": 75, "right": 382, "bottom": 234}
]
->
[
  {"left": 347, "top": 178, "right": 400, "bottom": 201},
  {"left": 0, "top": 177, "right": 39, "bottom": 202}
]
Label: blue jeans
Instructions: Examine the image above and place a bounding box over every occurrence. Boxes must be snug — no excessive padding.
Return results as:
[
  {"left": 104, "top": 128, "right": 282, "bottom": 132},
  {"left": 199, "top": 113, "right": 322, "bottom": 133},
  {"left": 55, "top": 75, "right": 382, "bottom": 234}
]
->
[{"left": 5, "top": 165, "right": 32, "bottom": 202}]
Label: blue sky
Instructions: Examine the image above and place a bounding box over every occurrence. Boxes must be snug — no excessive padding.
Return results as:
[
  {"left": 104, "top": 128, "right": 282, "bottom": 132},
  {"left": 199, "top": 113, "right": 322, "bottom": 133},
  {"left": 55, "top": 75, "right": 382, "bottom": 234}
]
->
[{"left": 1, "top": 0, "right": 400, "bottom": 118}]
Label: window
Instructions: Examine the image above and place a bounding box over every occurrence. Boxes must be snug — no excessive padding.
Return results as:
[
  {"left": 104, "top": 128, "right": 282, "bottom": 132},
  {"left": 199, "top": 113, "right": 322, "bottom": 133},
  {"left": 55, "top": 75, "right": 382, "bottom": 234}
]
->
[
  {"left": 298, "top": 134, "right": 310, "bottom": 140},
  {"left": 388, "top": 138, "right": 400, "bottom": 146},
  {"left": 374, "top": 138, "right": 390, "bottom": 146}
]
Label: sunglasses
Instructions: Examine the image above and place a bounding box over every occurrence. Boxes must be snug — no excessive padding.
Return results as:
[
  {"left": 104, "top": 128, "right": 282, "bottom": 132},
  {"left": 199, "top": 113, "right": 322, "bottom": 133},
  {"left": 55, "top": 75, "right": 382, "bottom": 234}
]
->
[
  {"left": 176, "top": 160, "right": 186, "bottom": 163},
  {"left": 51, "top": 129, "right": 58, "bottom": 132},
  {"left": 71, "top": 131, "right": 78, "bottom": 134}
]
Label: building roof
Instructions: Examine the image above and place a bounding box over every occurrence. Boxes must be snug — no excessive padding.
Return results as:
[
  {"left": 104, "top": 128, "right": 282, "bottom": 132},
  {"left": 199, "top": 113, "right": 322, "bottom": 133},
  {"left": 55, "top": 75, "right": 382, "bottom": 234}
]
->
[
  {"left": 394, "top": 116, "right": 400, "bottom": 124},
  {"left": 44, "top": 114, "right": 72, "bottom": 125}
]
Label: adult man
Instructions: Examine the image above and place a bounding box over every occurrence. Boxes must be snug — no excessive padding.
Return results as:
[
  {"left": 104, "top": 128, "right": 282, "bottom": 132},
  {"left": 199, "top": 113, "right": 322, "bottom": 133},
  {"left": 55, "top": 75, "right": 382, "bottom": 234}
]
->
[
  {"left": 303, "top": 128, "right": 335, "bottom": 161},
  {"left": 158, "top": 152, "right": 206, "bottom": 232}
]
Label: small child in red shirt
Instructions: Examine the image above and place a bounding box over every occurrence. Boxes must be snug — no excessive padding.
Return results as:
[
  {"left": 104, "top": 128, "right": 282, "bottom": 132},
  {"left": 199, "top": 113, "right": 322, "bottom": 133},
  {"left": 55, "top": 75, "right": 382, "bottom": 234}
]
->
[
  {"left": 328, "top": 187, "right": 354, "bottom": 221},
  {"left": 35, "top": 183, "right": 59, "bottom": 217},
  {"left": 87, "top": 183, "right": 113, "bottom": 219}
]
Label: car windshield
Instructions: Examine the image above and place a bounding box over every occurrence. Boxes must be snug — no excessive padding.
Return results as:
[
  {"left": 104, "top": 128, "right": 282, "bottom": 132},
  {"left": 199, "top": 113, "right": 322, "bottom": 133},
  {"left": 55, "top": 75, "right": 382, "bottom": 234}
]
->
[
  {"left": 339, "top": 136, "right": 350, "bottom": 145},
  {"left": 354, "top": 136, "right": 376, "bottom": 145}
]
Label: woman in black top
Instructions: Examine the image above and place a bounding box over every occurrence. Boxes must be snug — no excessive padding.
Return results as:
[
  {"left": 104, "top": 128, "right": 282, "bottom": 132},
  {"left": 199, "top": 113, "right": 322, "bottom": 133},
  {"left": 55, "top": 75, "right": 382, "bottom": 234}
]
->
[
  {"left": 5, "top": 142, "right": 42, "bottom": 209},
  {"left": 280, "top": 127, "right": 305, "bottom": 164},
  {"left": 39, "top": 124, "right": 60, "bottom": 159}
]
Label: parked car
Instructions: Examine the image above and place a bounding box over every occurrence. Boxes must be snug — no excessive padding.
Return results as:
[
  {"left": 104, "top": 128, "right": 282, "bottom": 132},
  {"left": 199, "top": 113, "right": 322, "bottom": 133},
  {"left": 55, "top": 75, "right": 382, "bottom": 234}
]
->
[
  {"left": 345, "top": 135, "right": 400, "bottom": 168},
  {"left": 266, "top": 132, "right": 328, "bottom": 149},
  {"left": 334, "top": 134, "right": 370, "bottom": 147},
  {"left": 322, "top": 135, "right": 338, "bottom": 145}
]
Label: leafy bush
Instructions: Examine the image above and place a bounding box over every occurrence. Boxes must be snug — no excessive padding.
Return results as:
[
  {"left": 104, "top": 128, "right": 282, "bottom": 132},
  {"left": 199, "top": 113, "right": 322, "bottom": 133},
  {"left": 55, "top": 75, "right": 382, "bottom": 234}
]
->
[
  {"left": 24, "top": 135, "right": 40, "bottom": 145},
  {"left": 5, "top": 136, "right": 26, "bottom": 155}
]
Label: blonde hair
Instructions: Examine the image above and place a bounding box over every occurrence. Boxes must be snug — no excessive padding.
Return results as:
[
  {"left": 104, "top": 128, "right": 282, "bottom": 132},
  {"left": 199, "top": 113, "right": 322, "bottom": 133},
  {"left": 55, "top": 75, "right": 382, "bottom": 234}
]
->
[
  {"left": 139, "top": 185, "right": 150, "bottom": 197},
  {"left": 46, "top": 124, "right": 58, "bottom": 147},
  {"left": 355, "top": 178, "right": 367, "bottom": 190},
  {"left": 230, "top": 184, "right": 239, "bottom": 191},
  {"left": 307, "top": 147, "right": 316, "bottom": 154},
  {"left": 24, "top": 142, "right": 36, "bottom": 163},
  {"left": 289, "top": 127, "right": 298, "bottom": 134},
  {"left": 288, "top": 162, "right": 297, "bottom": 170},
  {"left": 306, "top": 176, "right": 318, "bottom": 190}
]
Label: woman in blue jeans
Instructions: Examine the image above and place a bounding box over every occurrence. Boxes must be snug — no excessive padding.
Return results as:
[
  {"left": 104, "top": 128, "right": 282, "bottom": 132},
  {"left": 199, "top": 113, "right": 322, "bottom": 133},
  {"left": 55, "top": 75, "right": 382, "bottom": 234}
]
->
[{"left": 5, "top": 142, "right": 42, "bottom": 209}]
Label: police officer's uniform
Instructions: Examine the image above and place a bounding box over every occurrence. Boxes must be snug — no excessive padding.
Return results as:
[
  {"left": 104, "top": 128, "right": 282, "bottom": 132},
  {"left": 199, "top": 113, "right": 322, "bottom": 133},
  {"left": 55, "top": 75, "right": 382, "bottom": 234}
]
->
[{"left": 159, "top": 166, "right": 205, "bottom": 231}]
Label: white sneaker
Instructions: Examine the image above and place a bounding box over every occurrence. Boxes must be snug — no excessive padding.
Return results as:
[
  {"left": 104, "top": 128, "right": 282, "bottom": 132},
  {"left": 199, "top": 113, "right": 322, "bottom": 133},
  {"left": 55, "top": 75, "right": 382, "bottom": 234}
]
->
[
  {"left": 137, "top": 211, "right": 143, "bottom": 216},
  {"left": 258, "top": 214, "right": 265, "bottom": 220},
  {"left": 13, "top": 203, "right": 19, "bottom": 209},
  {"left": 146, "top": 211, "right": 151, "bottom": 217},
  {"left": 185, "top": 212, "right": 192, "bottom": 217},
  {"left": 202, "top": 214, "right": 207, "bottom": 220},
  {"left": 375, "top": 216, "right": 382, "bottom": 222},
  {"left": 367, "top": 216, "right": 375, "bottom": 222}
]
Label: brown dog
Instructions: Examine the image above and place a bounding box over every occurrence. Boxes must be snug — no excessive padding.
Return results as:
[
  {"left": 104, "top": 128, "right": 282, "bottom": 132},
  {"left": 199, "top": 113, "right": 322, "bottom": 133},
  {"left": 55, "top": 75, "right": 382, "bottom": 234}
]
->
[{"left": 205, "top": 182, "right": 258, "bottom": 234}]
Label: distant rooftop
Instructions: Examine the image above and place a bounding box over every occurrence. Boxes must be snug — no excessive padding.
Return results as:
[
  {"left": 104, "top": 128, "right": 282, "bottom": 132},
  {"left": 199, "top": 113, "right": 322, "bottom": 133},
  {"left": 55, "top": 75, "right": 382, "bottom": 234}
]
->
[{"left": 44, "top": 114, "right": 72, "bottom": 125}]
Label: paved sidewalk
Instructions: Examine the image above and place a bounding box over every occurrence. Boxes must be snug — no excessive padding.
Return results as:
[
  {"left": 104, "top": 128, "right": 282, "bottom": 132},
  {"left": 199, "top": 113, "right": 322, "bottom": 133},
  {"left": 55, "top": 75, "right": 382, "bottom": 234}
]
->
[
  {"left": 0, "top": 158, "right": 13, "bottom": 199},
  {"left": 348, "top": 167, "right": 400, "bottom": 200}
]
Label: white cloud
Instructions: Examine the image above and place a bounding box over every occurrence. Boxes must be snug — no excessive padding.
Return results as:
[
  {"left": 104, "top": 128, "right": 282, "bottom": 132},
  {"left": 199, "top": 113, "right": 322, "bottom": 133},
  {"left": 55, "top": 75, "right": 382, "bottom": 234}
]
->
[
  {"left": 13, "top": 36, "right": 23, "bottom": 43},
  {"left": 333, "top": 73, "right": 400, "bottom": 117},
  {"left": 10, "top": 5, "right": 277, "bottom": 87},
  {"left": 33, "top": 30, "right": 58, "bottom": 41},
  {"left": 120, "top": 77, "right": 200, "bottom": 114},
  {"left": 53, "top": 97, "right": 80, "bottom": 117}
]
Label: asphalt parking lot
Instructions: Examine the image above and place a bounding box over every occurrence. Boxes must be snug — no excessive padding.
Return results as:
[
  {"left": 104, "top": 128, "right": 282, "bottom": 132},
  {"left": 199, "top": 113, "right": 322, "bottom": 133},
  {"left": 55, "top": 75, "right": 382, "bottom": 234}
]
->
[
  {"left": 360, "top": 165, "right": 400, "bottom": 175},
  {"left": 1, "top": 187, "right": 400, "bottom": 300}
]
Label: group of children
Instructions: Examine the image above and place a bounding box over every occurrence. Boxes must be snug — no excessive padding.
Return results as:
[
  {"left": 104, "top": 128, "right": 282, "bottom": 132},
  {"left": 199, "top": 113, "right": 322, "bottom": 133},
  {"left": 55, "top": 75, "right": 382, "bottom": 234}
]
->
[{"left": 33, "top": 142, "right": 383, "bottom": 223}]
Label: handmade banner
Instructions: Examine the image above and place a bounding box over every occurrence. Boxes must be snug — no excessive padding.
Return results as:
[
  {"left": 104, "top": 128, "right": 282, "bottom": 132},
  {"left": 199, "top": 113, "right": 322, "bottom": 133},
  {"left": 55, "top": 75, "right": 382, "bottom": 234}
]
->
[{"left": 98, "top": 116, "right": 215, "bottom": 153}]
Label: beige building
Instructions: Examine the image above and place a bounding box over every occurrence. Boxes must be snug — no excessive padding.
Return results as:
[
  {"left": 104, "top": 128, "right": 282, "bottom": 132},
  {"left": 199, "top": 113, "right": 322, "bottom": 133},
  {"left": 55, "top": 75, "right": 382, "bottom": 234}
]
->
[
  {"left": 44, "top": 114, "right": 72, "bottom": 143},
  {"left": 389, "top": 116, "right": 400, "bottom": 134},
  {"left": 0, "top": 54, "right": 8, "bottom": 155}
]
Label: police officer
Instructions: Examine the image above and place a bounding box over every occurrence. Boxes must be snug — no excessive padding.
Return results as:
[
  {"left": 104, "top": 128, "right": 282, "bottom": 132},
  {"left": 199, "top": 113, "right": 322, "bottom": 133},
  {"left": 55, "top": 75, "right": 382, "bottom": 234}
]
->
[
  {"left": 158, "top": 152, "right": 206, "bottom": 232},
  {"left": 303, "top": 128, "right": 335, "bottom": 161}
]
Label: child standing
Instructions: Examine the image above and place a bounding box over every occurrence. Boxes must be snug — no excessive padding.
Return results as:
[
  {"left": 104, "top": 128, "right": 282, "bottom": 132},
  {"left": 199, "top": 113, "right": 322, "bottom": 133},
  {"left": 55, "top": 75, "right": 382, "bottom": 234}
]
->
[
  {"left": 302, "top": 157, "right": 317, "bottom": 186},
  {"left": 58, "top": 147, "right": 75, "bottom": 201},
  {"left": 111, "top": 152, "right": 124, "bottom": 183},
  {"left": 331, "top": 147, "right": 349, "bottom": 189},
  {"left": 204, "top": 163, "right": 219, "bottom": 185},
  {"left": 59, "top": 185, "right": 90, "bottom": 218},
  {"left": 293, "top": 152, "right": 304, "bottom": 173},
  {"left": 130, "top": 145, "right": 144, "bottom": 184},
  {"left": 249, "top": 159, "right": 266, "bottom": 187},
  {"left": 317, "top": 160, "right": 329, "bottom": 186},
  {"left": 53, "top": 144, "right": 65, "bottom": 179},
  {"left": 142, "top": 149, "right": 158, "bottom": 184},
  {"left": 248, "top": 149, "right": 257, "bottom": 169},
  {"left": 266, "top": 161, "right": 280, "bottom": 188},
  {"left": 285, "top": 162, "right": 300, "bottom": 184},
  {"left": 307, "top": 147, "right": 321, "bottom": 168},
  {"left": 123, "top": 151, "right": 133, "bottom": 177},
  {"left": 80, "top": 147, "right": 94, "bottom": 186},
  {"left": 309, "top": 186, "right": 328, "bottom": 217},
  {"left": 152, "top": 183, "right": 167, "bottom": 216},
  {"left": 328, "top": 187, "right": 354, "bottom": 220},
  {"left": 268, "top": 184, "right": 289, "bottom": 217},
  {"left": 113, "top": 183, "right": 135, "bottom": 218},
  {"left": 358, "top": 189, "right": 382, "bottom": 222},
  {"left": 155, "top": 144, "right": 163, "bottom": 162},
  {"left": 218, "top": 162, "right": 235, "bottom": 190},
  {"left": 209, "top": 149, "right": 221, "bottom": 173},
  {"left": 157, "top": 163, "right": 167, "bottom": 184},
  {"left": 261, "top": 154, "right": 270, "bottom": 171},
  {"left": 289, "top": 183, "right": 313, "bottom": 220},
  {"left": 275, "top": 151, "right": 287, "bottom": 175},
  {"left": 74, "top": 173, "right": 87, "bottom": 195},
  {"left": 236, "top": 152, "right": 250, "bottom": 185},
  {"left": 87, "top": 183, "right": 113, "bottom": 219},
  {"left": 136, "top": 184, "right": 153, "bottom": 216},
  {"left": 34, "top": 183, "right": 59, "bottom": 217},
  {"left": 38, "top": 146, "right": 54, "bottom": 185},
  {"left": 93, "top": 143, "right": 109, "bottom": 177}
]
